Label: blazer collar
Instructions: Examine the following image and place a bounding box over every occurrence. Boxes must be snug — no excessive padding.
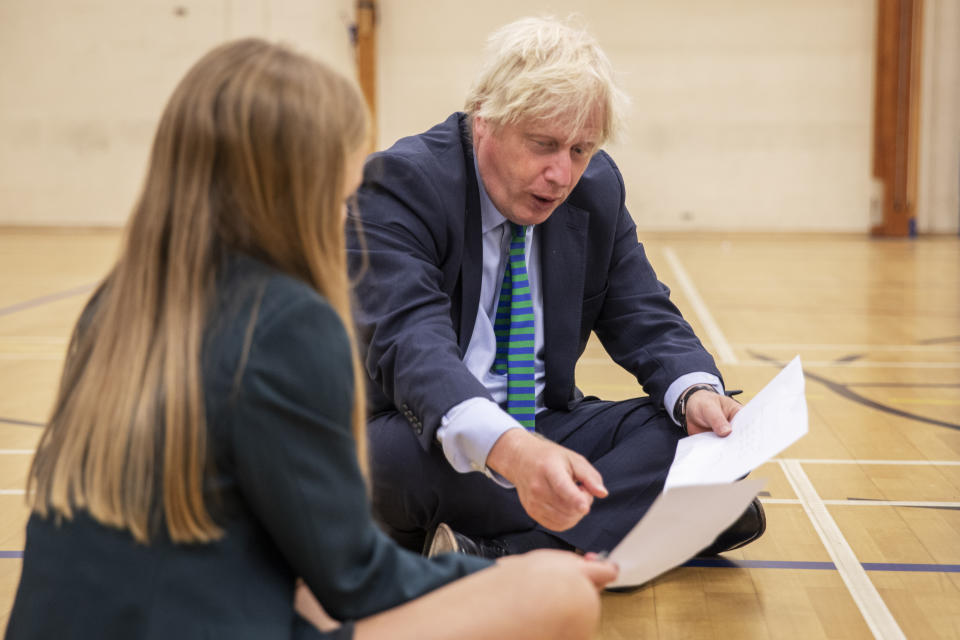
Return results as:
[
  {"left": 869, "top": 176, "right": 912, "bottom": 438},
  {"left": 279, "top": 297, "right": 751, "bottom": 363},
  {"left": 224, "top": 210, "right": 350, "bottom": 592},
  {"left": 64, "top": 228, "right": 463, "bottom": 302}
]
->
[{"left": 458, "top": 115, "right": 483, "bottom": 353}]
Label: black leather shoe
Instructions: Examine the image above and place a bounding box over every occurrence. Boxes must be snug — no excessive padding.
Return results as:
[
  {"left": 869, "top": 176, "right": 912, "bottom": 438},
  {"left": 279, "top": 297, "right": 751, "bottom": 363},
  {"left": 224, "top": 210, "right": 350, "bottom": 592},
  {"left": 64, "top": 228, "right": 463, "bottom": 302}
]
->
[
  {"left": 423, "top": 523, "right": 509, "bottom": 559},
  {"left": 696, "top": 497, "right": 766, "bottom": 556}
]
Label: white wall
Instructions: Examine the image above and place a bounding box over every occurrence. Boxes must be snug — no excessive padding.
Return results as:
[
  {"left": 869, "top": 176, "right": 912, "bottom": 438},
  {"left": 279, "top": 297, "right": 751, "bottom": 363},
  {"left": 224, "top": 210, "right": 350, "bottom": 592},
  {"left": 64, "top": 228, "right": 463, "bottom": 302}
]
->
[
  {"left": 378, "top": 0, "right": 879, "bottom": 232},
  {"left": 1, "top": 0, "right": 956, "bottom": 232},
  {"left": 0, "top": 0, "right": 354, "bottom": 226},
  {"left": 917, "top": 0, "right": 960, "bottom": 233}
]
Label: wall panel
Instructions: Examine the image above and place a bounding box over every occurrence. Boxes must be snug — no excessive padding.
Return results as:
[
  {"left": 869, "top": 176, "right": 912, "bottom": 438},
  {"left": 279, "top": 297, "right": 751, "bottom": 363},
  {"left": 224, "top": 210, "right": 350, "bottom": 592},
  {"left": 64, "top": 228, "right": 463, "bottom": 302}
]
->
[
  {"left": 377, "top": 0, "right": 877, "bottom": 231},
  {"left": 0, "top": 0, "right": 353, "bottom": 226},
  {"left": 2, "top": 1, "right": 955, "bottom": 232}
]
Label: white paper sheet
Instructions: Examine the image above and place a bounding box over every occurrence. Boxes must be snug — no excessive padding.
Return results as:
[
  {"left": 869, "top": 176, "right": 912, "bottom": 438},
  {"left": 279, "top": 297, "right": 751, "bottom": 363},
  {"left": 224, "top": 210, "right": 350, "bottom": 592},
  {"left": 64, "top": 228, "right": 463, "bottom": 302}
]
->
[
  {"left": 606, "top": 478, "right": 766, "bottom": 588},
  {"left": 664, "top": 356, "right": 808, "bottom": 490}
]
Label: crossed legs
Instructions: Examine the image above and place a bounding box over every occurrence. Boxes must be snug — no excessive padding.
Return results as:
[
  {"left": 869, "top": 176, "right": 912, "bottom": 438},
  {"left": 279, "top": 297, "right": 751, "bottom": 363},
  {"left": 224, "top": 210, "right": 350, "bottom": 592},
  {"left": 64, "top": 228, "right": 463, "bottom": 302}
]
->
[{"left": 368, "top": 397, "right": 683, "bottom": 554}]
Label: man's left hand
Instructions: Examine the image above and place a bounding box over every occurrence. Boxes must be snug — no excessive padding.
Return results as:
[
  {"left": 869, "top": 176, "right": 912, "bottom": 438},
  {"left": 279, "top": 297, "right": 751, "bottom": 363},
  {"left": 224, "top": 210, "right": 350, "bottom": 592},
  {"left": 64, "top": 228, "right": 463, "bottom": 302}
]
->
[{"left": 684, "top": 390, "right": 741, "bottom": 437}]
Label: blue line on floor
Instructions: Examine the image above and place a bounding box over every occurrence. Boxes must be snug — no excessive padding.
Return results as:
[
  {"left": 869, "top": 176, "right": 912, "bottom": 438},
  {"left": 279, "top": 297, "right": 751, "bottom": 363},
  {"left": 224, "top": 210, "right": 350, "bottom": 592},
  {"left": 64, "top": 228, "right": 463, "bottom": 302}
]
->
[
  {"left": 1, "top": 550, "right": 956, "bottom": 574},
  {"left": 0, "top": 283, "right": 96, "bottom": 318},
  {"left": 0, "top": 417, "right": 44, "bottom": 427}
]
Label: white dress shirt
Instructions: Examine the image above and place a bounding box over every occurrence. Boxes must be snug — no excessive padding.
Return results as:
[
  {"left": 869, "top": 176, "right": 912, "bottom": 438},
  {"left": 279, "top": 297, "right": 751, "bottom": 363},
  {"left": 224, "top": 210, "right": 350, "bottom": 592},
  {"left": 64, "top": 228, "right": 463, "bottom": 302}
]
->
[{"left": 435, "top": 160, "right": 721, "bottom": 483}]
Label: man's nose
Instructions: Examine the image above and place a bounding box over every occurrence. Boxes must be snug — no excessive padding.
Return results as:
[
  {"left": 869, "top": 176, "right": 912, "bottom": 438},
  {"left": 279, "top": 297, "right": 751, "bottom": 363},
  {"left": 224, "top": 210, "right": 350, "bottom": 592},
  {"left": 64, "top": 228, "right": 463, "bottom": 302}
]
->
[{"left": 543, "top": 151, "right": 572, "bottom": 188}]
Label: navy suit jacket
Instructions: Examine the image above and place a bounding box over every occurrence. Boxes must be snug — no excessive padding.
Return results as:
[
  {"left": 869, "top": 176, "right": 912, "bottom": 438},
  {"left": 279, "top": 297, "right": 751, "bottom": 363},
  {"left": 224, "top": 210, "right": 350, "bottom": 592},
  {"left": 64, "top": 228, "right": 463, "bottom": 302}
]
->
[{"left": 349, "top": 113, "right": 720, "bottom": 450}]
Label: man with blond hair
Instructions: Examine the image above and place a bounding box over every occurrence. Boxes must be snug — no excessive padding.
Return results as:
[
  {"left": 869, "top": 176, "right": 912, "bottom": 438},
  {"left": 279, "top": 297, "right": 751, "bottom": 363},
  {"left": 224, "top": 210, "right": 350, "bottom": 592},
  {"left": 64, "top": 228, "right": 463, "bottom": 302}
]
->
[{"left": 348, "top": 16, "right": 764, "bottom": 558}]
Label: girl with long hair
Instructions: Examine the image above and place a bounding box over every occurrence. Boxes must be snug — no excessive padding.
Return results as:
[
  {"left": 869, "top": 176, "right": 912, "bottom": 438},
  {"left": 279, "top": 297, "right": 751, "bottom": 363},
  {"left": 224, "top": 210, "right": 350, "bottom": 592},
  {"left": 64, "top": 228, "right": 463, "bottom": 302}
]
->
[{"left": 5, "top": 39, "right": 615, "bottom": 640}]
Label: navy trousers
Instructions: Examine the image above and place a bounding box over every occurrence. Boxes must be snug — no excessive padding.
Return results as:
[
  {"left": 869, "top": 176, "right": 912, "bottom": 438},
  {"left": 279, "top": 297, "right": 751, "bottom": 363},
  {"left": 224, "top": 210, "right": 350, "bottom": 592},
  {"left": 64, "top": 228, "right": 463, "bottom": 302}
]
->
[{"left": 368, "top": 397, "right": 683, "bottom": 554}]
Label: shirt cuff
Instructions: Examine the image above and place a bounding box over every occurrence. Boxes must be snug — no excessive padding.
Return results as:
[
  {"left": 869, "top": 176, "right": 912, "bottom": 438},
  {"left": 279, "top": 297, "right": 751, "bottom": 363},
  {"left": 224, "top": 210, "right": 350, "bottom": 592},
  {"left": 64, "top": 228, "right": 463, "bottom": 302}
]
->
[
  {"left": 436, "top": 397, "right": 521, "bottom": 488},
  {"left": 664, "top": 372, "right": 724, "bottom": 426}
]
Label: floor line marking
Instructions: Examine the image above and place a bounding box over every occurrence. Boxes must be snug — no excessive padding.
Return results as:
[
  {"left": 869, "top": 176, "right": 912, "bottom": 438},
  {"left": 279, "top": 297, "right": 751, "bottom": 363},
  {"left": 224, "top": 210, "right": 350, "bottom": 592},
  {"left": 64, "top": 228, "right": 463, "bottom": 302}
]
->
[
  {"left": 0, "top": 549, "right": 955, "bottom": 573},
  {"left": 760, "top": 498, "right": 960, "bottom": 508},
  {"left": 0, "top": 283, "right": 96, "bottom": 318},
  {"left": 753, "top": 351, "right": 960, "bottom": 432},
  {"left": 731, "top": 343, "right": 960, "bottom": 353},
  {"left": 0, "top": 490, "right": 25, "bottom": 496},
  {"left": 779, "top": 458, "right": 960, "bottom": 466},
  {"left": 661, "top": 247, "right": 737, "bottom": 365},
  {"left": 824, "top": 499, "right": 960, "bottom": 508},
  {"left": 0, "top": 417, "right": 45, "bottom": 428},
  {"left": 779, "top": 460, "right": 905, "bottom": 640},
  {"left": 880, "top": 398, "right": 960, "bottom": 406},
  {"left": 684, "top": 558, "right": 960, "bottom": 573},
  {"left": 0, "top": 450, "right": 34, "bottom": 455},
  {"left": 781, "top": 361, "right": 960, "bottom": 369},
  {"left": 577, "top": 358, "right": 960, "bottom": 369}
]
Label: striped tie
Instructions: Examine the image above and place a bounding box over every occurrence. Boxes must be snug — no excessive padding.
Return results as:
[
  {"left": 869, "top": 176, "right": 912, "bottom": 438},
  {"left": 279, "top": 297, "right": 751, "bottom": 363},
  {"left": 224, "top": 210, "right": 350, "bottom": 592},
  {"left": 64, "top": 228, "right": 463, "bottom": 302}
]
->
[{"left": 492, "top": 223, "right": 535, "bottom": 430}]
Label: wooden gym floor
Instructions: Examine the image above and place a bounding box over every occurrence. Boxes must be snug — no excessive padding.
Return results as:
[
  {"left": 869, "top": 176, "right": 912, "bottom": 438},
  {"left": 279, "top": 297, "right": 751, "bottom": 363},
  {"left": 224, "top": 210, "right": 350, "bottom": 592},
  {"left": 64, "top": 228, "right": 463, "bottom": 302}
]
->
[{"left": 1, "top": 228, "right": 958, "bottom": 638}]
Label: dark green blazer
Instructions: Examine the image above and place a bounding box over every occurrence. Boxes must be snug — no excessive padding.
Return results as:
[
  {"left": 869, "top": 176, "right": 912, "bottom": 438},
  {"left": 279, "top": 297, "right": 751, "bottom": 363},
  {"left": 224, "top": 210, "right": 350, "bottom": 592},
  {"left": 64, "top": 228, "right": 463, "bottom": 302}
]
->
[{"left": 6, "top": 254, "right": 489, "bottom": 640}]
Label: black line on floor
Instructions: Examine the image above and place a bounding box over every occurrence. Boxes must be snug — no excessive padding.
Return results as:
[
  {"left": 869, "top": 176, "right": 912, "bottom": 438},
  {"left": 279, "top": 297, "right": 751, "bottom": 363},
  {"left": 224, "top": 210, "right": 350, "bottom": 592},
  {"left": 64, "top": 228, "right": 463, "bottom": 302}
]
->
[
  {"left": 916, "top": 335, "right": 960, "bottom": 345},
  {"left": 747, "top": 351, "right": 960, "bottom": 432},
  {"left": 845, "top": 382, "right": 960, "bottom": 388},
  {"left": 834, "top": 353, "right": 865, "bottom": 364}
]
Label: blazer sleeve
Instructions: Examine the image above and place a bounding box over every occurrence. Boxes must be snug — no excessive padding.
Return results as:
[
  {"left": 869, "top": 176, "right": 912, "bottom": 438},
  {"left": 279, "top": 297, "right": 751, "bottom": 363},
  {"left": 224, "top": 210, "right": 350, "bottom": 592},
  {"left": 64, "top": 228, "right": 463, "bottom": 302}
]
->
[
  {"left": 588, "top": 154, "right": 722, "bottom": 404},
  {"left": 349, "top": 150, "right": 492, "bottom": 447},
  {"left": 228, "top": 287, "right": 490, "bottom": 621}
]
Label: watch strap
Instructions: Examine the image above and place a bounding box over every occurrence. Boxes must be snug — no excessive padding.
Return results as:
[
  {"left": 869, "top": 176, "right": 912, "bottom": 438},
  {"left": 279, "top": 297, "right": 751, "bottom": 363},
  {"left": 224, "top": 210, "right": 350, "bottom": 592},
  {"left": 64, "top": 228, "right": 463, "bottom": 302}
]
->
[{"left": 674, "top": 384, "right": 719, "bottom": 434}]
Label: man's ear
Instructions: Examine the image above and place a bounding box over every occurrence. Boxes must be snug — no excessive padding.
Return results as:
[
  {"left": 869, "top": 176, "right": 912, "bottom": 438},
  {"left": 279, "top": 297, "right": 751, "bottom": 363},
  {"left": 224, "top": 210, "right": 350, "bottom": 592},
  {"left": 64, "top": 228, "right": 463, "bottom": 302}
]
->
[{"left": 473, "top": 115, "right": 489, "bottom": 142}]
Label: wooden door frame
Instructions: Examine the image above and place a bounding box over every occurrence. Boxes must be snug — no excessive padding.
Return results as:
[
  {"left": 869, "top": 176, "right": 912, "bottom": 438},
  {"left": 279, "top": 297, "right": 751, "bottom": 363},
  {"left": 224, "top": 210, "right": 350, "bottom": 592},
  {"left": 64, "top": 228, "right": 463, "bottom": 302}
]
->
[
  {"left": 872, "top": 0, "right": 924, "bottom": 237},
  {"left": 354, "top": 0, "right": 377, "bottom": 151}
]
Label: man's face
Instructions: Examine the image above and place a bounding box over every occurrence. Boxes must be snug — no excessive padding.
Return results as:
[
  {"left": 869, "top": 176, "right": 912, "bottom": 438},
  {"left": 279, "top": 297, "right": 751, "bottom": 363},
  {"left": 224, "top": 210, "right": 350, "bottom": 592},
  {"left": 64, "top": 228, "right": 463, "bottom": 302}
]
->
[{"left": 473, "top": 111, "right": 601, "bottom": 226}]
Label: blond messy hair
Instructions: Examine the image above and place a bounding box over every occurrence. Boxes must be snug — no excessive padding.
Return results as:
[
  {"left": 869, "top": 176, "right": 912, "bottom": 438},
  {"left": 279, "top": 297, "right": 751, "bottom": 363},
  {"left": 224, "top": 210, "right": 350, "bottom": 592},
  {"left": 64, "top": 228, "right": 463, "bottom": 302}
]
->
[{"left": 464, "top": 16, "right": 628, "bottom": 145}]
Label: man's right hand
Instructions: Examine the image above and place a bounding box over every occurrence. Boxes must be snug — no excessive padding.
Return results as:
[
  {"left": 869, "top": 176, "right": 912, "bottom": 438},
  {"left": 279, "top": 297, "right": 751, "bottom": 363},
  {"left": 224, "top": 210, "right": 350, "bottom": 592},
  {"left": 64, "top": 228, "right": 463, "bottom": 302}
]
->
[{"left": 486, "top": 428, "right": 607, "bottom": 531}]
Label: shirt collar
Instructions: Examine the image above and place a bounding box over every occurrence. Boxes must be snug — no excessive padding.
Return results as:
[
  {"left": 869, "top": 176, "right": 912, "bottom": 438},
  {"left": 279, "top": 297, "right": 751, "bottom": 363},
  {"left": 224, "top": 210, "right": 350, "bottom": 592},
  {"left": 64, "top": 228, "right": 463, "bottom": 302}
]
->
[{"left": 473, "top": 155, "right": 509, "bottom": 234}]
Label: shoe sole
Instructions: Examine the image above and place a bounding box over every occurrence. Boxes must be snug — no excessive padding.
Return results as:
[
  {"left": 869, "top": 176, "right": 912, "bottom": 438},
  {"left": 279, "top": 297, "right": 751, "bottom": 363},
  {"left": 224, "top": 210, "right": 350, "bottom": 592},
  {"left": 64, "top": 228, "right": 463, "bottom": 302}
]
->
[{"left": 424, "top": 523, "right": 460, "bottom": 557}]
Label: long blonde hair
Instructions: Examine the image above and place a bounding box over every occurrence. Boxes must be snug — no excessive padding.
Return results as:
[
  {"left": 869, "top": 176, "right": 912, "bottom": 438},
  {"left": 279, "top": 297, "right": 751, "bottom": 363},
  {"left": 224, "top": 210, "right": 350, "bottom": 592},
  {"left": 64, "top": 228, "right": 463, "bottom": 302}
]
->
[{"left": 28, "top": 39, "right": 369, "bottom": 544}]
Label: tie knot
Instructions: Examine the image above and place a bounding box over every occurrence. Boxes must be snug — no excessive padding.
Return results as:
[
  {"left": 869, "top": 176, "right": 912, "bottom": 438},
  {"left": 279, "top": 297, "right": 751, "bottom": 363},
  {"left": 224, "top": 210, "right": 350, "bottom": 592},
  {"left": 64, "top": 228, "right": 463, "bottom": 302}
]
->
[{"left": 509, "top": 222, "right": 526, "bottom": 240}]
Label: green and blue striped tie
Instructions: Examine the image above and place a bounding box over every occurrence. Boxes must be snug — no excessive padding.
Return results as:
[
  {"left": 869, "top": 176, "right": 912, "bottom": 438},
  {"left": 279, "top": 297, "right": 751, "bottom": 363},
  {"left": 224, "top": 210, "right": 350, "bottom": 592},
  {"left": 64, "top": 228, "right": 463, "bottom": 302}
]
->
[{"left": 492, "top": 223, "right": 535, "bottom": 430}]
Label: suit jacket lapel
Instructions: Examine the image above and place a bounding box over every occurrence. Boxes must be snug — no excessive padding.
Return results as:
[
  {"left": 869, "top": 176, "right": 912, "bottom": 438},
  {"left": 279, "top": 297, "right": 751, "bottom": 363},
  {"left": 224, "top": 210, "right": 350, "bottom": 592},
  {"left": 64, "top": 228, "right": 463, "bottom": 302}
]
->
[
  {"left": 540, "top": 202, "right": 588, "bottom": 408},
  {"left": 457, "top": 118, "right": 482, "bottom": 353}
]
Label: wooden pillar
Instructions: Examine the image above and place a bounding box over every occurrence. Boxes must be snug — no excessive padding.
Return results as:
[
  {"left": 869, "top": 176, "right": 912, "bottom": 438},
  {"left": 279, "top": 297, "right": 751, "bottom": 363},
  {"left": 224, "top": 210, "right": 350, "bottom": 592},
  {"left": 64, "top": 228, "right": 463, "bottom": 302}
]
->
[
  {"left": 871, "top": 0, "right": 924, "bottom": 237},
  {"left": 354, "top": 0, "right": 377, "bottom": 151}
]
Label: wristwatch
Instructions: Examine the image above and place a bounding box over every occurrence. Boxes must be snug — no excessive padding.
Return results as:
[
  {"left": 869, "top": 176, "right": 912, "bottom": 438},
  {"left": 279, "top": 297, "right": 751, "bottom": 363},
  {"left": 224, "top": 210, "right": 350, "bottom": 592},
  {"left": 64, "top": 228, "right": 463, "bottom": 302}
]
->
[{"left": 673, "top": 384, "right": 718, "bottom": 434}]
